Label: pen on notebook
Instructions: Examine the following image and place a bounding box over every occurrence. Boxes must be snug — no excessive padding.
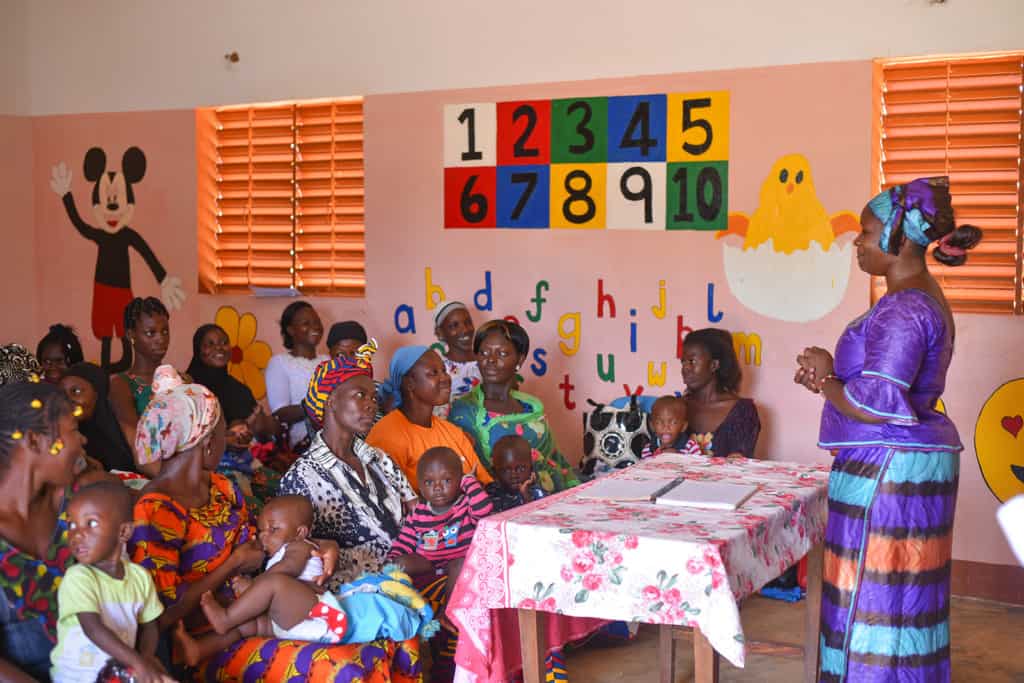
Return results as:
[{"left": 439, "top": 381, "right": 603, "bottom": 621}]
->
[{"left": 649, "top": 477, "right": 684, "bottom": 503}]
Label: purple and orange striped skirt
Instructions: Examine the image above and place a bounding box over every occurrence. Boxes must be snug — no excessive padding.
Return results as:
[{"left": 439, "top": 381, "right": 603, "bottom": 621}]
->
[{"left": 819, "top": 447, "right": 959, "bottom": 683}]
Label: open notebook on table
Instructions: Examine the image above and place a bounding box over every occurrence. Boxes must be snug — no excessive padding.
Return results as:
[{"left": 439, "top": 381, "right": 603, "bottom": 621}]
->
[{"left": 577, "top": 477, "right": 757, "bottom": 511}]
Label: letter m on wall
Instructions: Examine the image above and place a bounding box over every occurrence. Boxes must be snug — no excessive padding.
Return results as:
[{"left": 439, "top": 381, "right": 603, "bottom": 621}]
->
[{"left": 732, "top": 332, "right": 762, "bottom": 366}]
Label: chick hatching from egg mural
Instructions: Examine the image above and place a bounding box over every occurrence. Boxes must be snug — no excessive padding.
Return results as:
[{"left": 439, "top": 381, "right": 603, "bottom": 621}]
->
[{"left": 717, "top": 153, "right": 859, "bottom": 322}]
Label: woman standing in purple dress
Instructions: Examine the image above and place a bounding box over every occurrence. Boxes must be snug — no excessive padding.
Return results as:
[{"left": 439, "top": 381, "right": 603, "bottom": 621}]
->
[{"left": 795, "top": 176, "right": 981, "bottom": 683}]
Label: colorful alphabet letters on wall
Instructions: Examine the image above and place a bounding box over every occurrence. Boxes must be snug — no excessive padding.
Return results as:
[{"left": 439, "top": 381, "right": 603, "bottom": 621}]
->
[{"left": 443, "top": 93, "right": 729, "bottom": 230}]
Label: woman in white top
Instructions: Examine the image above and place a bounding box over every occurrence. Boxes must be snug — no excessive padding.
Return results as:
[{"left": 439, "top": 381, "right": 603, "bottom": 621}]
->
[{"left": 265, "top": 301, "right": 327, "bottom": 449}]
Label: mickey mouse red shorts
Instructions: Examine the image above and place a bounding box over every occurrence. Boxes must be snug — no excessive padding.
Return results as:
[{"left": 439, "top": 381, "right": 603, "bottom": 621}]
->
[{"left": 92, "top": 283, "right": 134, "bottom": 338}]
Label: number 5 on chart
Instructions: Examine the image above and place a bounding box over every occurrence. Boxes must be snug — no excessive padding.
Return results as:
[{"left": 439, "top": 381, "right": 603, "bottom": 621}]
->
[{"left": 666, "top": 92, "right": 729, "bottom": 162}]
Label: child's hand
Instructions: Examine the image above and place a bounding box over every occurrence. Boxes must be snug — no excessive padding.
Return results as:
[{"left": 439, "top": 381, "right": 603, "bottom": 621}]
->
[
  {"left": 391, "top": 555, "right": 413, "bottom": 574},
  {"left": 518, "top": 473, "right": 537, "bottom": 501},
  {"left": 309, "top": 539, "right": 340, "bottom": 587},
  {"left": 230, "top": 575, "right": 254, "bottom": 596},
  {"left": 231, "top": 539, "right": 265, "bottom": 574},
  {"left": 226, "top": 422, "right": 254, "bottom": 450},
  {"left": 131, "top": 657, "right": 176, "bottom": 683}
]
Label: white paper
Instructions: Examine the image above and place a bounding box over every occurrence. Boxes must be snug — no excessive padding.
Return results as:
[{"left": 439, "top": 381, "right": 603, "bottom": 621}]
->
[
  {"left": 656, "top": 480, "right": 758, "bottom": 511},
  {"left": 576, "top": 478, "right": 676, "bottom": 502}
]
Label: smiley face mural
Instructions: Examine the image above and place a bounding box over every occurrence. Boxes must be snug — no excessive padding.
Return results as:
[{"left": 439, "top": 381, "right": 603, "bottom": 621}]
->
[{"left": 975, "top": 378, "right": 1024, "bottom": 502}]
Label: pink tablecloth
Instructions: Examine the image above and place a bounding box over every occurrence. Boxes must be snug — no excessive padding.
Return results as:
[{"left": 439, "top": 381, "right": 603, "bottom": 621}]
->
[{"left": 448, "top": 453, "right": 829, "bottom": 675}]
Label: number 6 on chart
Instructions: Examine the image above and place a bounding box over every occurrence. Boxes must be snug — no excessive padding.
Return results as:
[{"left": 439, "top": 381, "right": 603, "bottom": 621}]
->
[{"left": 444, "top": 167, "right": 496, "bottom": 228}]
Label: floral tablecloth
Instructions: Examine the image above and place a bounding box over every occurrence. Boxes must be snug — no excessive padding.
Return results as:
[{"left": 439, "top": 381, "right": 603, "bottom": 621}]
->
[{"left": 448, "top": 453, "right": 829, "bottom": 675}]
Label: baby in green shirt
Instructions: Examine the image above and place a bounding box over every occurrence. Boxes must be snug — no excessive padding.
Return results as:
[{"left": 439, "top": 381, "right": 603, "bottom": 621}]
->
[{"left": 51, "top": 482, "right": 173, "bottom": 683}]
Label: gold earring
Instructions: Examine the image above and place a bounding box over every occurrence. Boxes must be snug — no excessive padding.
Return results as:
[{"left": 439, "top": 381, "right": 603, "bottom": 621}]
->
[
  {"left": 10, "top": 430, "right": 23, "bottom": 440},
  {"left": 30, "top": 399, "right": 42, "bottom": 410},
  {"left": 72, "top": 405, "right": 84, "bottom": 418},
  {"left": 49, "top": 439, "right": 64, "bottom": 455}
]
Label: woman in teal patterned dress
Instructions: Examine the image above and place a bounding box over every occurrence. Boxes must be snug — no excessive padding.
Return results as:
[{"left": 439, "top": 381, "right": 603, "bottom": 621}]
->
[{"left": 449, "top": 320, "right": 579, "bottom": 493}]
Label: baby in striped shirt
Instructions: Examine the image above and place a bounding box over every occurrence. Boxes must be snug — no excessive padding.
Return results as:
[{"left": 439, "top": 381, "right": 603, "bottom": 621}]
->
[
  {"left": 388, "top": 447, "right": 494, "bottom": 573},
  {"left": 388, "top": 446, "right": 493, "bottom": 640},
  {"left": 642, "top": 395, "right": 701, "bottom": 458}
]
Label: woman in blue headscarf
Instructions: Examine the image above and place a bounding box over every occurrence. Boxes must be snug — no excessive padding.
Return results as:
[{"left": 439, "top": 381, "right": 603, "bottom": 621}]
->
[
  {"left": 795, "top": 177, "right": 981, "bottom": 683},
  {"left": 365, "top": 345, "right": 492, "bottom": 492}
]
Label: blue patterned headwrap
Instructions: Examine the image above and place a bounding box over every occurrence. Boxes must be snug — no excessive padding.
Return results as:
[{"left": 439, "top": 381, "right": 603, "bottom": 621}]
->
[
  {"left": 867, "top": 176, "right": 954, "bottom": 254},
  {"left": 378, "top": 345, "right": 432, "bottom": 410}
]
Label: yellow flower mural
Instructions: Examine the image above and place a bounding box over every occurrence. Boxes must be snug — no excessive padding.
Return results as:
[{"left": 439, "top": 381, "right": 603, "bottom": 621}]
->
[{"left": 214, "top": 306, "right": 272, "bottom": 400}]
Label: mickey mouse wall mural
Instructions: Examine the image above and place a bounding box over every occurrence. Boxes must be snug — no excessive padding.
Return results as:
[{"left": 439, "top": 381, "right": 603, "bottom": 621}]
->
[{"left": 50, "top": 147, "right": 185, "bottom": 371}]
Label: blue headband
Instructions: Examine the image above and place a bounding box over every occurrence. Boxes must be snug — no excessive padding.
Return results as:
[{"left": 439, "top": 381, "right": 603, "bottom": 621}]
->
[
  {"left": 867, "top": 177, "right": 949, "bottom": 253},
  {"left": 378, "top": 345, "right": 432, "bottom": 409}
]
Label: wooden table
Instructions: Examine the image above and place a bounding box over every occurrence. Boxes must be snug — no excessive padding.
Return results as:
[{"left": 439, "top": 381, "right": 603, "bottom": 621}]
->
[
  {"left": 449, "top": 454, "right": 830, "bottom": 682},
  {"left": 516, "top": 544, "right": 822, "bottom": 683}
]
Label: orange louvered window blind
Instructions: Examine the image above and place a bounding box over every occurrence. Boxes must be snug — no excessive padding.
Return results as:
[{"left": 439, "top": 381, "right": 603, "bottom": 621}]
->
[
  {"left": 197, "top": 97, "right": 365, "bottom": 296},
  {"left": 872, "top": 53, "right": 1024, "bottom": 314}
]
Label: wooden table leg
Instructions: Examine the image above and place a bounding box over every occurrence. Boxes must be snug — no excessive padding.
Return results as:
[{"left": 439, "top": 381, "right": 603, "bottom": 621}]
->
[
  {"left": 658, "top": 624, "right": 676, "bottom": 683},
  {"left": 804, "top": 542, "right": 824, "bottom": 683},
  {"left": 518, "top": 608, "right": 547, "bottom": 683},
  {"left": 693, "top": 626, "right": 720, "bottom": 683}
]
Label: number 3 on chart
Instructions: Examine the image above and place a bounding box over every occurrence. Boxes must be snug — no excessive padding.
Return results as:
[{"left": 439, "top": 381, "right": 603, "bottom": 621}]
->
[{"left": 551, "top": 98, "right": 608, "bottom": 164}]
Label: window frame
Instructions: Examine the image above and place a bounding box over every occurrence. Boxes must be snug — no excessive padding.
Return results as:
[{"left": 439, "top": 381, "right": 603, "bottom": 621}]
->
[
  {"left": 871, "top": 52, "right": 1024, "bottom": 315},
  {"left": 197, "top": 97, "right": 366, "bottom": 297}
]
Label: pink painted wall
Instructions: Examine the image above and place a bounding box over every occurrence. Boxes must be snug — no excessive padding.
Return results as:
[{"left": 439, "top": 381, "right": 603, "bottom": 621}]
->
[
  {"left": 362, "top": 60, "right": 873, "bottom": 468},
  {"left": 18, "top": 61, "right": 1024, "bottom": 568},
  {"left": 32, "top": 111, "right": 202, "bottom": 363},
  {"left": 1, "top": 116, "right": 37, "bottom": 345}
]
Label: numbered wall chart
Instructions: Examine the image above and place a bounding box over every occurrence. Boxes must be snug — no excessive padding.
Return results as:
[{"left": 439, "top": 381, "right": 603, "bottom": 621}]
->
[{"left": 443, "top": 93, "right": 728, "bottom": 230}]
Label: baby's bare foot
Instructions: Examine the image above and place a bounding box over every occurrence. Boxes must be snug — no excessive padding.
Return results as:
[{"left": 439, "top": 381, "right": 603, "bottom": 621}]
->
[
  {"left": 199, "top": 590, "right": 232, "bottom": 635},
  {"left": 172, "top": 621, "right": 203, "bottom": 668}
]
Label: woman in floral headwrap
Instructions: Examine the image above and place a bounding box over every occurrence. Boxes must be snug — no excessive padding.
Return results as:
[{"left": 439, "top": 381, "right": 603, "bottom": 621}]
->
[
  {"left": 280, "top": 346, "right": 419, "bottom": 584},
  {"left": 795, "top": 177, "right": 981, "bottom": 683},
  {"left": 129, "top": 366, "right": 422, "bottom": 682}
]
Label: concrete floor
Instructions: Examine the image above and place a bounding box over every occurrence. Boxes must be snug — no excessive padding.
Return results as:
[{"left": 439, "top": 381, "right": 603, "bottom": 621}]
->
[{"left": 564, "top": 596, "right": 1024, "bottom": 682}]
